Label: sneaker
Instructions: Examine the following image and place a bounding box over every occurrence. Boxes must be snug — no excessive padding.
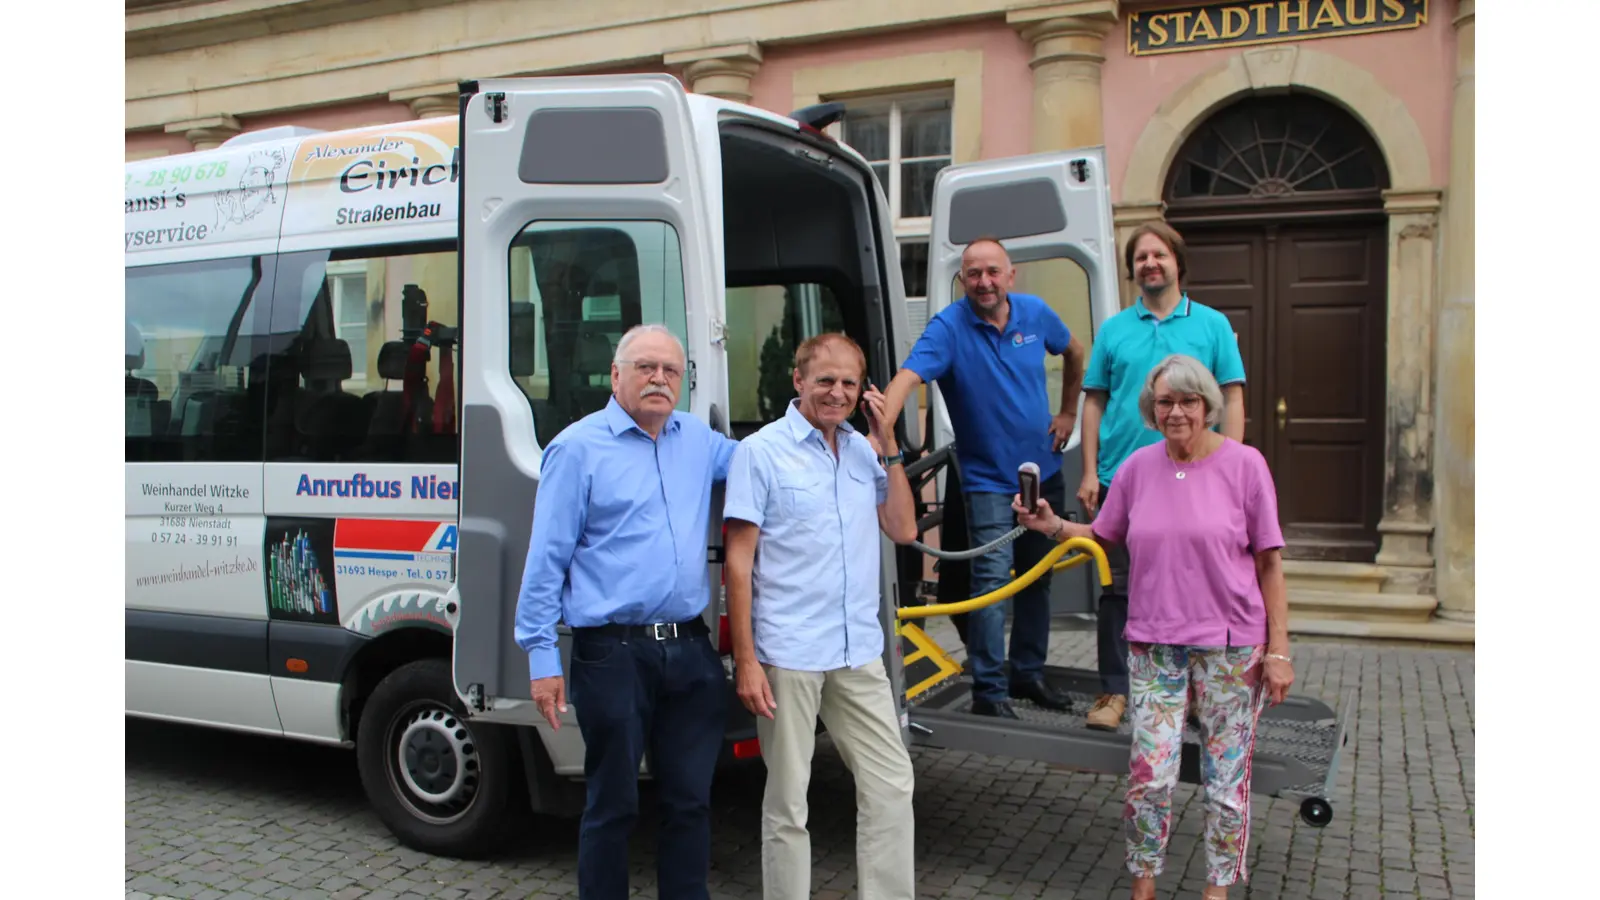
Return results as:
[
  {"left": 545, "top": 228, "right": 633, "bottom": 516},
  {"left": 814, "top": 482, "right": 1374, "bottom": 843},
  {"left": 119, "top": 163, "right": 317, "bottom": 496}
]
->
[{"left": 1085, "top": 694, "right": 1126, "bottom": 730}]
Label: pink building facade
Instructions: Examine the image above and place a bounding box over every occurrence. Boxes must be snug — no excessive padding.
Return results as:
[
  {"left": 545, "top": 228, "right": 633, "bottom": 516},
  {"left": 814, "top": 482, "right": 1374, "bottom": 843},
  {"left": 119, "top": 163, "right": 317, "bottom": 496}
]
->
[{"left": 126, "top": 0, "right": 1474, "bottom": 633}]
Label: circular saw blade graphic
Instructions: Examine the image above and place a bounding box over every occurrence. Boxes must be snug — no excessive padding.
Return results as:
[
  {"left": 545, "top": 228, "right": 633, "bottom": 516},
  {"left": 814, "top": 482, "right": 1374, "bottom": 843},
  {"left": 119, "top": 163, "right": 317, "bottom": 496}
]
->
[{"left": 345, "top": 588, "right": 451, "bottom": 636}]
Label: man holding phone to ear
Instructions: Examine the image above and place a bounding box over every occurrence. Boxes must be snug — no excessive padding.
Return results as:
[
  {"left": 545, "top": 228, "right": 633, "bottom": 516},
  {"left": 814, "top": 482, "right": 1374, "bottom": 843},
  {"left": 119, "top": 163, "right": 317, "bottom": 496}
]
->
[
  {"left": 880, "top": 237, "right": 1086, "bottom": 719},
  {"left": 723, "top": 333, "right": 920, "bottom": 900}
]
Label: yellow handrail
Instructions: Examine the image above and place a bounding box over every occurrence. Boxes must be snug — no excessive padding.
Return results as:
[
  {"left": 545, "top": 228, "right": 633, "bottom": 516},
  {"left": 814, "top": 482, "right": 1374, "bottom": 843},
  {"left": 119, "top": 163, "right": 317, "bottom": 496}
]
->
[{"left": 896, "top": 536, "right": 1111, "bottom": 619}]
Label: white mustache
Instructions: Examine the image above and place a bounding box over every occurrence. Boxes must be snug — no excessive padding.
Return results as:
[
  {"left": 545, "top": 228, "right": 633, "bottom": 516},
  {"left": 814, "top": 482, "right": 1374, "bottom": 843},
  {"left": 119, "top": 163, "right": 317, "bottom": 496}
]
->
[{"left": 641, "top": 385, "right": 675, "bottom": 402}]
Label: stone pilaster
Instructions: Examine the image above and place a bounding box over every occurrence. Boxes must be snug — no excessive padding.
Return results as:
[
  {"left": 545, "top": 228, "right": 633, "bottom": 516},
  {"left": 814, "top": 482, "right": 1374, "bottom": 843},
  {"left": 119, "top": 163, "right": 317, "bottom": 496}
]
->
[
  {"left": 1434, "top": 0, "right": 1474, "bottom": 619},
  {"left": 665, "top": 41, "right": 763, "bottom": 104},
  {"left": 1112, "top": 200, "right": 1165, "bottom": 308},
  {"left": 1375, "top": 188, "right": 1444, "bottom": 593},
  {"left": 164, "top": 114, "right": 241, "bottom": 151},
  {"left": 390, "top": 83, "right": 460, "bottom": 120},
  {"left": 1006, "top": 1, "right": 1119, "bottom": 153}
]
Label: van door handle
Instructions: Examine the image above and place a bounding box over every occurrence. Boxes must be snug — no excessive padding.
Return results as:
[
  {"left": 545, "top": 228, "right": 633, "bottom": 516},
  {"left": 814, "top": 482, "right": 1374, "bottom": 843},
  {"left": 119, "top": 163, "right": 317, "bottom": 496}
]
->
[{"left": 1276, "top": 398, "right": 1287, "bottom": 431}]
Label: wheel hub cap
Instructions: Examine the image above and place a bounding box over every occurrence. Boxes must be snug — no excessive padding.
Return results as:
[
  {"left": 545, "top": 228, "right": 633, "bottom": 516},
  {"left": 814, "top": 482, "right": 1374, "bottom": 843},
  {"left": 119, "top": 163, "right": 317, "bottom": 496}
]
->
[{"left": 396, "top": 707, "right": 477, "bottom": 806}]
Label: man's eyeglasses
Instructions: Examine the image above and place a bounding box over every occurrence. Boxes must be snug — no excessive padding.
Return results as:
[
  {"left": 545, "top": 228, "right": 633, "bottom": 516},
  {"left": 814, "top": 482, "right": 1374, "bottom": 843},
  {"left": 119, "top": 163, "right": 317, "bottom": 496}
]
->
[{"left": 619, "top": 359, "right": 684, "bottom": 380}]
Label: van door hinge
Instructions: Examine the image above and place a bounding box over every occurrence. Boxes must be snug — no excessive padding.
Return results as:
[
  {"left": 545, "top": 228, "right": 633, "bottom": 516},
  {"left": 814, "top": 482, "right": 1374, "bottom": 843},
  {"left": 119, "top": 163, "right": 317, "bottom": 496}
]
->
[
  {"left": 466, "top": 682, "right": 486, "bottom": 712},
  {"left": 485, "top": 93, "right": 507, "bottom": 124},
  {"left": 710, "top": 316, "right": 726, "bottom": 347},
  {"left": 1070, "top": 158, "right": 1089, "bottom": 184},
  {"left": 688, "top": 359, "right": 698, "bottom": 391}
]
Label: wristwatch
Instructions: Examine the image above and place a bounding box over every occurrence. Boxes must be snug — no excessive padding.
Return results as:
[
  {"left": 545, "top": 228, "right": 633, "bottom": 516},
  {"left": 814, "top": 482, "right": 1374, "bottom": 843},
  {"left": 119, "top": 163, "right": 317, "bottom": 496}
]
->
[{"left": 881, "top": 452, "right": 904, "bottom": 467}]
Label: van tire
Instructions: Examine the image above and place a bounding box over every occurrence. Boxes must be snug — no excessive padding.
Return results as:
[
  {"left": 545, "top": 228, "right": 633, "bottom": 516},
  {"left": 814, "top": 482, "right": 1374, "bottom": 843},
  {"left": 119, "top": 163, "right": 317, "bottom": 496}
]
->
[{"left": 355, "top": 658, "right": 524, "bottom": 858}]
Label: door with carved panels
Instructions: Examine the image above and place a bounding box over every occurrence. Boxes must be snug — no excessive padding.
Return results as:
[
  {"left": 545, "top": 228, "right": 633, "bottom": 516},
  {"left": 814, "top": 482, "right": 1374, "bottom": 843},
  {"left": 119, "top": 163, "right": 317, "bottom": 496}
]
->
[{"left": 1166, "top": 95, "right": 1390, "bottom": 562}]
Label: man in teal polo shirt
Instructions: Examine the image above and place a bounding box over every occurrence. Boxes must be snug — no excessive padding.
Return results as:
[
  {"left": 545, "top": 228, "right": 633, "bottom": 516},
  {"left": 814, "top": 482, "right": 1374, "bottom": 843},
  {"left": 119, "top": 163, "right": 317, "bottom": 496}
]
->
[
  {"left": 881, "top": 237, "right": 1086, "bottom": 718},
  {"left": 1077, "top": 220, "right": 1246, "bottom": 730}
]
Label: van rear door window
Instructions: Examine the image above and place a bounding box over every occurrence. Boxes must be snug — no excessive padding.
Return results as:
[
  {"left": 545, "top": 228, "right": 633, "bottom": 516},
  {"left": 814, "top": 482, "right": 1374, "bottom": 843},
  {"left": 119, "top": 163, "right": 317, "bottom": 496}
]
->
[{"left": 508, "top": 220, "right": 689, "bottom": 447}]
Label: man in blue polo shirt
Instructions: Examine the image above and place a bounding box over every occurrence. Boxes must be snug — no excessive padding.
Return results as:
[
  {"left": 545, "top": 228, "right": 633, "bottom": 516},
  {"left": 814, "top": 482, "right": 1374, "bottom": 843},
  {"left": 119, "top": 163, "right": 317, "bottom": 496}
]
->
[
  {"left": 881, "top": 237, "right": 1086, "bottom": 718},
  {"left": 1076, "top": 220, "right": 1247, "bottom": 730}
]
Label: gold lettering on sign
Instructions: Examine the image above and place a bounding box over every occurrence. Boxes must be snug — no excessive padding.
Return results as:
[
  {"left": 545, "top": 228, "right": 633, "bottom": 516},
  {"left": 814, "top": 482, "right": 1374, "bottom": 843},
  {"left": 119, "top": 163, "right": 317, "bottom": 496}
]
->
[
  {"left": 1312, "top": 0, "right": 1346, "bottom": 27},
  {"left": 1252, "top": 1, "right": 1274, "bottom": 32},
  {"left": 1148, "top": 14, "right": 1171, "bottom": 45},
  {"left": 1280, "top": 0, "right": 1311, "bottom": 32},
  {"left": 1128, "top": 0, "right": 1427, "bottom": 56},
  {"left": 1345, "top": 0, "right": 1377, "bottom": 25},
  {"left": 1222, "top": 6, "right": 1252, "bottom": 37},
  {"left": 1171, "top": 10, "right": 1196, "bottom": 42},
  {"left": 1191, "top": 8, "right": 1222, "bottom": 40}
]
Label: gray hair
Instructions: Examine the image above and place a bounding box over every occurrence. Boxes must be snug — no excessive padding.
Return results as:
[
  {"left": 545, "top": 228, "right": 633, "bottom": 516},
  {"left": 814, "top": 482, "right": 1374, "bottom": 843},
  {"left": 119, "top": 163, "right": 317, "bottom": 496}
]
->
[
  {"left": 613, "top": 323, "right": 685, "bottom": 366},
  {"left": 1138, "top": 354, "right": 1224, "bottom": 430}
]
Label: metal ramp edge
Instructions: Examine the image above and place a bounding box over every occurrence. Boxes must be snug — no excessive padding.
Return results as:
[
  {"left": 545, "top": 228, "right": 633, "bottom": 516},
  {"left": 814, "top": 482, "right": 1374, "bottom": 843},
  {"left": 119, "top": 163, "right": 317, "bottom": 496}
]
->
[{"left": 906, "top": 664, "right": 1348, "bottom": 827}]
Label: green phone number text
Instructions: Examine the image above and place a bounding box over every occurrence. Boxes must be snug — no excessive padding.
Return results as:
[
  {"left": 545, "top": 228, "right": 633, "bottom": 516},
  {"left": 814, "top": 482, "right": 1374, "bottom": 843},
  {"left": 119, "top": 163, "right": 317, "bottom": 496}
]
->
[{"left": 127, "top": 161, "right": 230, "bottom": 190}]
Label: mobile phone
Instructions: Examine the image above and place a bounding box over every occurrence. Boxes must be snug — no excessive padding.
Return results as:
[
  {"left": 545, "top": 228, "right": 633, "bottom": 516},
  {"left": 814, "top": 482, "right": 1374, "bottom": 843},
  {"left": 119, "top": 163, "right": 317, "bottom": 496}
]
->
[{"left": 1018, "top": 461, "right": 1040, "bottom": 513}]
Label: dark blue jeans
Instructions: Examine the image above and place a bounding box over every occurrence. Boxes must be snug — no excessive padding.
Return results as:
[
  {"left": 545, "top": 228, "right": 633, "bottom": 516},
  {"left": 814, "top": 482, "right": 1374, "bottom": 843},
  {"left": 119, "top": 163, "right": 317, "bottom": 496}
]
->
[
  {"left": 1096, "top": 482, "right": 1131, "bottom": 695},
  {"left": 568, "top": 622, "right": 728, "bottom": 900},
  {"left": 964, "top": 469, "right": 1067, "bottom": 704}
]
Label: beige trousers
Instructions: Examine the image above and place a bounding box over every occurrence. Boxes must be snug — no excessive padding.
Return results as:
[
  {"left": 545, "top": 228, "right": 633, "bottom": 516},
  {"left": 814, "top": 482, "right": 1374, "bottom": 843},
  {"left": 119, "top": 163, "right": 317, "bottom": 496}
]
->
[{"left": 755, "top": 657, "right": 916, "bottom": 900}]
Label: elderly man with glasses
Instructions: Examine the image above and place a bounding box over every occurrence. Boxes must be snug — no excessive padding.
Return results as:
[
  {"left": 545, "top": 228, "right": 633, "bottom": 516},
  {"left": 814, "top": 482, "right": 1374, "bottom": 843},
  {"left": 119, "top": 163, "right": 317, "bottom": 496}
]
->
[{"left": 515, "top": 323, "right": 738, "bottom": 900}]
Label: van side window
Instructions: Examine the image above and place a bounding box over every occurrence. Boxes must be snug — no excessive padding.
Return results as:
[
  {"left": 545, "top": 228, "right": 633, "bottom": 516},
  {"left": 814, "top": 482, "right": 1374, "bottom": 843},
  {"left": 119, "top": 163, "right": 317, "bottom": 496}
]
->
[
  {"left": 265, "top": 245, "right": 460, "bottom": 464},
  {"left": 725, "top": 283, "right": 845, "bottom": 438},
  {"left": 508, "top": 221, "right": 689, "bottom": 447},
  {"left": 125, "top": 256, "right": 273, "bottom": 462}
]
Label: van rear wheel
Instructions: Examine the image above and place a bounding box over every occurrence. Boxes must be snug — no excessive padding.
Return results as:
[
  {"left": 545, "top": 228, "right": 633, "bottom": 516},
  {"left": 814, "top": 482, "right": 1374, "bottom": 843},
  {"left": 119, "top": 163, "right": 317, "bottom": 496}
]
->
[{"left": 355, "top": 658, "right": 523, "bottom": 858}]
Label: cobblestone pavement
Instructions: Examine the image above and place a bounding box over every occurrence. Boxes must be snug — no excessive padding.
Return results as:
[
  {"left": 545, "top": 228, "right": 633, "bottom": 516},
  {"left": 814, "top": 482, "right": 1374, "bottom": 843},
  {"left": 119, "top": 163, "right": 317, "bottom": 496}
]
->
[{"left": 127, "top": 622, "right": 1474, "bottom": 899}]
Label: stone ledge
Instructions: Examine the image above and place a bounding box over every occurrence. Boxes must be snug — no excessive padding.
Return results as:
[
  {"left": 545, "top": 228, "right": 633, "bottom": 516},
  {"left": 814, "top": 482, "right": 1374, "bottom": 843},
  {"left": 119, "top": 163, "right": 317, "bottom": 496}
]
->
[
  {"left": 1289, "top": 588, "right": 1437, "bottom": 624},
  {"left": 1287, "top": 614, "right": 1474, "bottom": 645},
  {"left": 1283, "top": 560, "right": 1387, "bottom": 594}
]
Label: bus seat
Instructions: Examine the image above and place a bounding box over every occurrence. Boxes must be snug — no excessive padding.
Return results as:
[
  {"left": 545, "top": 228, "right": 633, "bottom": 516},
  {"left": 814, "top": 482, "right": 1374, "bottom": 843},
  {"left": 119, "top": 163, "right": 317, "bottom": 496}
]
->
[
  {"left": 126, "top": 350, "right": 167, "bottom": 437},
  {"left": 510, "top": 302, "right": 537, "bottom": 377},
  {"left": 296, "top": 339, "right": 367, "bottom": 460},
  {"left": 362, "top": 340, "right": 433, "bottom": 459}
]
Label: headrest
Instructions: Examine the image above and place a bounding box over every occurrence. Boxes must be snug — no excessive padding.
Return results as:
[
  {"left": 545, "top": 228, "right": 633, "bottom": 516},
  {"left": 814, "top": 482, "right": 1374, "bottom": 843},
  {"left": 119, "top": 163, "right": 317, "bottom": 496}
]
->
[
  {"left": 304, "top": 339, "right": 353, "bottom": 381},
  {"left": 510, "top": 302, "right": 537, "bottom": 377},
  {"left": 126, "top": 348, "right": 145, "bottom": 371},
  {"left": 376, "top": 340, "right": 412, "bottom": 381},
  {"left": 575, "top": 331, "right": 615, "bottom": 370},
  {"left": 126, "top": 375, "right": 158, "bottom": 398}
]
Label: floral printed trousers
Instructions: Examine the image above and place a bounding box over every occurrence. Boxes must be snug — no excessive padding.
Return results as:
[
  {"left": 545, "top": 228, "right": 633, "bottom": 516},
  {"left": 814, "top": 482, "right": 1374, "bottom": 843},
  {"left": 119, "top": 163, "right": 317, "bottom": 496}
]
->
[{"left": 1124, "top": 642, "right": 1266, "bottom": 887}]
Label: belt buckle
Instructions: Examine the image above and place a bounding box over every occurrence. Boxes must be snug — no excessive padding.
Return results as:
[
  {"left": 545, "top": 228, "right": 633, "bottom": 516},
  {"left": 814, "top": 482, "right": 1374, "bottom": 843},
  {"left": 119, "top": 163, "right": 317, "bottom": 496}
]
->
[{"left": 650, "top": 622, "right": 678, "bottom": 641}]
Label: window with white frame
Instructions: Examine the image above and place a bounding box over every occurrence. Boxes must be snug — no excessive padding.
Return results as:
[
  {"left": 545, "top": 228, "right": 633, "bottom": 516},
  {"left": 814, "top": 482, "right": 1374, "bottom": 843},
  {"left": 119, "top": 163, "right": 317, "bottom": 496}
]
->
[
  {"left": 835, "top": 92, "right": 952, "bottom": 334},
  {"left": 326, "top": 260, "right": 369, "bottom": 393}
]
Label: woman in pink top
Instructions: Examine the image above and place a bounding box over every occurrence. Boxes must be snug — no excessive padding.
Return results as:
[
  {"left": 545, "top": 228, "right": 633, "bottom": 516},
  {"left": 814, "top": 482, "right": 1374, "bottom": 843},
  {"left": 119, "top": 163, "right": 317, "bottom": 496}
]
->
[{"left": 1013, "top": 353, "right": 1293, "bottom": 900}]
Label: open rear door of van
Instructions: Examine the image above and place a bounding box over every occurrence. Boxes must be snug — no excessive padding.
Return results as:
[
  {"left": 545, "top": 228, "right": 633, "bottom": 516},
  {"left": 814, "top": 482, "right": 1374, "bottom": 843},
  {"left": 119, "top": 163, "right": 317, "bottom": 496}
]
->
[
  {"left": 919, "top": 149, "right": 1121, "bottom": 620},
  {"left": 451, "top": 76, "right": 719, "bottom": 733}
]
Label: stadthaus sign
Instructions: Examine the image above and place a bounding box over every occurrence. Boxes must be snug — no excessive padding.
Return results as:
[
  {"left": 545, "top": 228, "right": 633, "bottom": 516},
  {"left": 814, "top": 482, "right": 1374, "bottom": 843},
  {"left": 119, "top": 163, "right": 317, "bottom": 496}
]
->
[{"left": 1127, "top": 0, "right": 1427, "bottom": 57}]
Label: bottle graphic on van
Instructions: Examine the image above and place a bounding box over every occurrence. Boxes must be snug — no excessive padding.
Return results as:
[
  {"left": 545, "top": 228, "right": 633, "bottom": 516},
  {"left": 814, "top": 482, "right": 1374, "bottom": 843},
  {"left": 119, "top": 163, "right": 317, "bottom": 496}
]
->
[{"left": 270, "top": 529, "right": 332, "bottom": 618}]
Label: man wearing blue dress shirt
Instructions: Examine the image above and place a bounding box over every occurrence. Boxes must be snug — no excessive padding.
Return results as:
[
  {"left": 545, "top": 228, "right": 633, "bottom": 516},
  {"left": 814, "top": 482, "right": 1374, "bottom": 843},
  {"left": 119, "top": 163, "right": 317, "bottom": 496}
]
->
[
  {"left": 723, "top": 333, "right": 920, "bottom": 900},
  {"left": 514, "top": 323, "right": 737, "bottom": 900}
]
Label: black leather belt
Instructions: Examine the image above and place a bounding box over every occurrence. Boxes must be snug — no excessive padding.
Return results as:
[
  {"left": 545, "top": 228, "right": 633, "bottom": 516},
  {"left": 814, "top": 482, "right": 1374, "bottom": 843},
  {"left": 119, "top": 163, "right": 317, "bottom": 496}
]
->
[{"left": 572, "top": 617, "right": 709, "bottom": 641}]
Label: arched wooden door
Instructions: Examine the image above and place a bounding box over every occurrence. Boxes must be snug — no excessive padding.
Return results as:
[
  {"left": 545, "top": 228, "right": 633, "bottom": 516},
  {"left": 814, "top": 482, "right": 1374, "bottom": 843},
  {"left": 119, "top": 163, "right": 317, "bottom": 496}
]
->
[{"left": 1165, "top": 95, "right": 1390, "bottom": 562}]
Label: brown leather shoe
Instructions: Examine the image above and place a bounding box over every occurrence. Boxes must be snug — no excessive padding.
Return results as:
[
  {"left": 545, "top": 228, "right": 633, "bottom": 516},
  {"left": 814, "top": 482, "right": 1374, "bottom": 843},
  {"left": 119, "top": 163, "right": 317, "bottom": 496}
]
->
[{"left": 1085, "top": 693, "right": 1126, "bottom": 730}]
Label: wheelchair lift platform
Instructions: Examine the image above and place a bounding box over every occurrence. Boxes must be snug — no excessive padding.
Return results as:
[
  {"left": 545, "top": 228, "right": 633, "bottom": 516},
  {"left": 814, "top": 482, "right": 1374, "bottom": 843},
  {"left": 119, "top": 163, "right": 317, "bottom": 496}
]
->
[{"left": 903, "top": 656, "right": 1350, "bottom": 828}]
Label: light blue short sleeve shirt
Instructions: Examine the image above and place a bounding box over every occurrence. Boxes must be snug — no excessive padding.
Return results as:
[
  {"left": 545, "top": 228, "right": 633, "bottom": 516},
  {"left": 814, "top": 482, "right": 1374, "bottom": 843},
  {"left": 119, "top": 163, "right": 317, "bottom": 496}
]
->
[{"left": 722, "top": 401, "right": 888, "bottom": 672}]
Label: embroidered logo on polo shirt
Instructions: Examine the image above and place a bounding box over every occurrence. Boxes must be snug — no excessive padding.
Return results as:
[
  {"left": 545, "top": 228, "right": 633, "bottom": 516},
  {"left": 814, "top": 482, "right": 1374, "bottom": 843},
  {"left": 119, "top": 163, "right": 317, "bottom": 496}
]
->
[{"left": 1011, "top": 332, "right": 1039, "bottom": 346}]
